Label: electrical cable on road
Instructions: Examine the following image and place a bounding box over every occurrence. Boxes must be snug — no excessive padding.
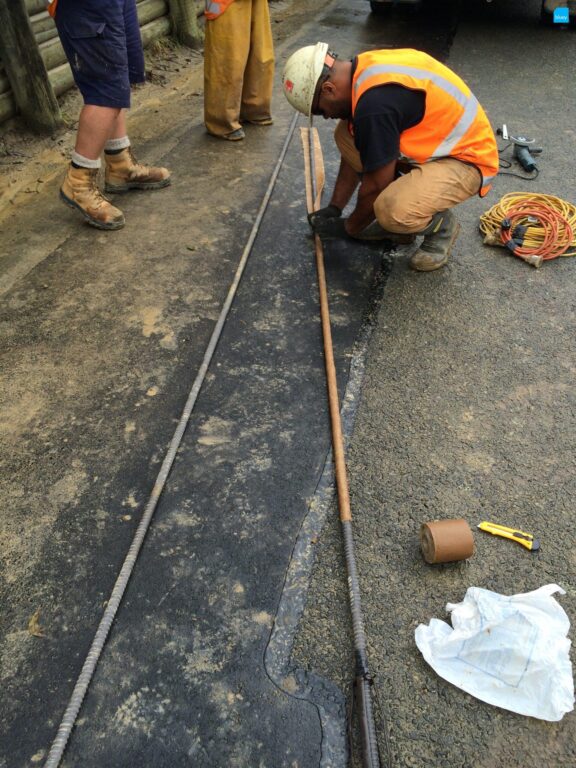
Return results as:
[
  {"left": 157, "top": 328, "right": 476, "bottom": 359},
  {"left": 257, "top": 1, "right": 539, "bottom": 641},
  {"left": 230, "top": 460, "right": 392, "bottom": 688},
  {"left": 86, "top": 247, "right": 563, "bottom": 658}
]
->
[
  {"left": 44, "top": 112, "right": 299, "bottom": 768},
  {"left": 301, "top": 125, "right": 386, "bottom": 768},
  {"left": 479, "top": 192, "right": 576, "bottom": 268}
]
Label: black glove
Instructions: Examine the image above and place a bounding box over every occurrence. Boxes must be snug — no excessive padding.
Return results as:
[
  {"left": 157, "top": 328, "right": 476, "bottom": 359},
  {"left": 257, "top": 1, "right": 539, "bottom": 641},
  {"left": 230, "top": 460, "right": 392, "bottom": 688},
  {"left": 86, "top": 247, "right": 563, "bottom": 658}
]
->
[
  {"left": 310, "top": 216, "right": 350, "bottom": 240},
  {"left": 307, "top": 204, "right": 342, "bottom": 228}
]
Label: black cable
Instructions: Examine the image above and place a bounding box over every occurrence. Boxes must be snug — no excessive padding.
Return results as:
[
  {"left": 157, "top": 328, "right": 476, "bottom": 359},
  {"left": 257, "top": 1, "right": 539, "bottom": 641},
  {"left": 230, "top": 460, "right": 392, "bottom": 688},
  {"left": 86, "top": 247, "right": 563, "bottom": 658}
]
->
[
  {"left": 497, "top": 141, "right": 540, "bottom": 180},
  {"left": 498, "top": 167, "right": 540, "bottom": 181}
]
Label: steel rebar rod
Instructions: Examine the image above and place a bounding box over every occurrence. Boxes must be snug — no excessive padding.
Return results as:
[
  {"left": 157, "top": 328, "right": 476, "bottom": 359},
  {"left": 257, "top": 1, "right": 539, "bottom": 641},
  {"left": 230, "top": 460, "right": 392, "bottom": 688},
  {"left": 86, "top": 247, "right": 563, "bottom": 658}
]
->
[
  {"left": 301, "top": 126, "right": 381, "bottom": 768},
  {"left": 44, "top": 113, "right": 299, "bottom": 768}
]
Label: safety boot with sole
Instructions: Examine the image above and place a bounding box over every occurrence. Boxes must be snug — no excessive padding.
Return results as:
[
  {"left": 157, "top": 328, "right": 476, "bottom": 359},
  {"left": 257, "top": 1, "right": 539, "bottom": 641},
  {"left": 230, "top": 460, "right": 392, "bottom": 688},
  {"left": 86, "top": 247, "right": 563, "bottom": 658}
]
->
[
  {"left": 356, "top": 219, "right": 417, "bottom": 244},
  {"left": 104, "top": 147, "right": 171, "bottom": 193},
  {"left": 410, "top": 210, "right": 460, "bottom": 271},
  {"left": 60, "top": 165, "right": 125, "bottom": 230}
]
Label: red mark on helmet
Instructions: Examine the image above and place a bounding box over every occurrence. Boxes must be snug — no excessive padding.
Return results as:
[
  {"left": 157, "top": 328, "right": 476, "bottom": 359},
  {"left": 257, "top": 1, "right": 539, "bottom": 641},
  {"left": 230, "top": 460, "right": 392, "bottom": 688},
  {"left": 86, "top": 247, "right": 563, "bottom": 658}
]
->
[{"left": 285, "top": 79, "right": 294, "bottom": 93}]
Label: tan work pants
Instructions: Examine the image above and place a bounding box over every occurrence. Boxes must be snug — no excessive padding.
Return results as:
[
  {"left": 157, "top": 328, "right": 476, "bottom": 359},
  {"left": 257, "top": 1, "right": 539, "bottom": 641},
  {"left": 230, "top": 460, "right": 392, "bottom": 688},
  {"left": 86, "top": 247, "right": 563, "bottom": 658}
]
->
[
  {"left": 334, "top": 120, "right": 482, "bottom": 233},
  {"left": 204, "top": 0, "right": 274, "bottom": 136}
]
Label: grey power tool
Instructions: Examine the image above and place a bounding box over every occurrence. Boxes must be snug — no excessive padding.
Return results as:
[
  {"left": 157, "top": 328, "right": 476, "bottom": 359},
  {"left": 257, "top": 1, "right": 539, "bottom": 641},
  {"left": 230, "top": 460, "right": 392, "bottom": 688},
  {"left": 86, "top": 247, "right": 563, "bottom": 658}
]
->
[{"left": 497, "top": 124, "right": 543, "bottom": 173}]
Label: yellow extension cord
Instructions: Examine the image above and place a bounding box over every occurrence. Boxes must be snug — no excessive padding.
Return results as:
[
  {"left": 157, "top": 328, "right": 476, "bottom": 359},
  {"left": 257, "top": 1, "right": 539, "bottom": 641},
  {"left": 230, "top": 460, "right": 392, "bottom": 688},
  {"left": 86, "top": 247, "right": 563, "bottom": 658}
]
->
[{"left": 479, "top": 192, "right": 576, "bottom": 267}]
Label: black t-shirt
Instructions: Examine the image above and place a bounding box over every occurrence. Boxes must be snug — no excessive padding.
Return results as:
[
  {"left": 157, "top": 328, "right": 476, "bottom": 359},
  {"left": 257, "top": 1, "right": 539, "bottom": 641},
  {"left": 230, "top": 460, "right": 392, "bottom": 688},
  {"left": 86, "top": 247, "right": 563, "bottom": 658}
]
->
[{"left": 352, "top": 79, "right": 426, "bottom": 173}]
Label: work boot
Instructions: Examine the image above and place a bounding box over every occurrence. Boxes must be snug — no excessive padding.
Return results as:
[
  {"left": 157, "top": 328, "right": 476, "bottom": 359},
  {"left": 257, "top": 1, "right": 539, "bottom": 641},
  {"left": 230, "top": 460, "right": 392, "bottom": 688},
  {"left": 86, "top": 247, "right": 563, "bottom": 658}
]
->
[
  {"left": 356, "top": 219, "right": 416, "bottom": 244},
  {"left": 104, "top": 147, "right": 171, "bottom": 193},
  {"left": 409, "top": 210, "right": 460, "bottom": 271},
  {"left": 60, "top": 165, "right": 125, "bottom": 230}
]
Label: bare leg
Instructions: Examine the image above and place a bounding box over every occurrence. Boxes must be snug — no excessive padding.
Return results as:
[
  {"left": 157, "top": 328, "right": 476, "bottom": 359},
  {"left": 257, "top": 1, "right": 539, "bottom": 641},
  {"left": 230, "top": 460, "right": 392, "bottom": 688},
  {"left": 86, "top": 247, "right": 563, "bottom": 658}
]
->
[
  {"left": 74, "top": 105, "right": 122, "bottom": 160},
  {"left": 109, "top": 109, "right": 128, "bottom": 141}
]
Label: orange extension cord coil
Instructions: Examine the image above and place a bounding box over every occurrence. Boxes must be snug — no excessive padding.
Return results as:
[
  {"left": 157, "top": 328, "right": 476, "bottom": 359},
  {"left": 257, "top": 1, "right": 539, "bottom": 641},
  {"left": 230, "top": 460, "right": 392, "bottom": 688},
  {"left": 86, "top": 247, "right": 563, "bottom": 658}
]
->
[{"left": 479, "top": 192, "right": 576, "bottom": 268}]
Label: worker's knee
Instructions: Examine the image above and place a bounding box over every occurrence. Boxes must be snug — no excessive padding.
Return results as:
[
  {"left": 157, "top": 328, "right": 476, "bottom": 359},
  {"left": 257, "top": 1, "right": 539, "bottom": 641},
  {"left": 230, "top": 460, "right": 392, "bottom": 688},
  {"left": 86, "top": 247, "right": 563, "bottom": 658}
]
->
[{"left": 374, "top": 192, "right": 424, "bottom": 233}]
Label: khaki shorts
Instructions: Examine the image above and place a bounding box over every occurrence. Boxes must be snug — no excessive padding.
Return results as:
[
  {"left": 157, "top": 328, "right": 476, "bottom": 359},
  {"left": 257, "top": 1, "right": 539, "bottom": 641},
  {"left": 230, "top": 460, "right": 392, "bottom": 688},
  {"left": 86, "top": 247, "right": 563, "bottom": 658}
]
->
[{"left": 334, "top": 119, "right": 482, "bottom": 233}]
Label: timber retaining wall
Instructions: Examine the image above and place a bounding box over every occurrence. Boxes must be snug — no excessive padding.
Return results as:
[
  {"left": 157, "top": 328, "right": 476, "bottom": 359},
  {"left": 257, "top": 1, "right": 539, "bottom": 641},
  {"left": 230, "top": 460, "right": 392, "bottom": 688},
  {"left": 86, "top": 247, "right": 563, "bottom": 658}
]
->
[{"left": 0, "top": 0, "right": 203, "bottom": 128}]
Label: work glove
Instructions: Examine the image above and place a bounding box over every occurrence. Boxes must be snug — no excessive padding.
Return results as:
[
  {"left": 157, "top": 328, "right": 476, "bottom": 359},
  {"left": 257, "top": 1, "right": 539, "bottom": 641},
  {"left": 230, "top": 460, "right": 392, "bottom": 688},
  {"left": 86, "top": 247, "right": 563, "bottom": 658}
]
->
[
  {"left": 307, "top": 204, "right": 342, "bottom": 228},
  {"left": 309, "top": 216, "right": 350, "bottom": 240}
]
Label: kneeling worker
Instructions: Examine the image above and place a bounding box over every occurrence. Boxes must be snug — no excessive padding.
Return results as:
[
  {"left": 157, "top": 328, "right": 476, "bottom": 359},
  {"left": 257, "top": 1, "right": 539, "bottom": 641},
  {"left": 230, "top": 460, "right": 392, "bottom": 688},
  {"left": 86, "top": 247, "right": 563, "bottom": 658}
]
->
[{"left": 282, "top": 44, "right": 498, "bottom": 270}]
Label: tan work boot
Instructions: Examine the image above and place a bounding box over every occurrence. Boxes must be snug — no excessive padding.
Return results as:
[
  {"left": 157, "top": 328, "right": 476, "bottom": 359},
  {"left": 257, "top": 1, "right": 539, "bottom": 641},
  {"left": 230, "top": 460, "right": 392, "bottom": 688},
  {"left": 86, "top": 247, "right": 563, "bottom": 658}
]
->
[
  {"left": 60, "top": 165, "right": 125, "bottom": 230},
  {"left": 104, "top": 148, "right": 171, "bottom": 193},
  {"left": 410, "top": 210, "right": 460, "bottom": 271}
]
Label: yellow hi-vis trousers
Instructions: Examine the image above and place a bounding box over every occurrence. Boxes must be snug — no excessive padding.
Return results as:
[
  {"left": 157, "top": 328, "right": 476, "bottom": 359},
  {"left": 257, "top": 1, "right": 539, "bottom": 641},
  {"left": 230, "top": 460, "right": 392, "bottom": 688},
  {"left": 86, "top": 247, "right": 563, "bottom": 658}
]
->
[{"left": 204, "top": 0, "right": 274, "bottom": 136}]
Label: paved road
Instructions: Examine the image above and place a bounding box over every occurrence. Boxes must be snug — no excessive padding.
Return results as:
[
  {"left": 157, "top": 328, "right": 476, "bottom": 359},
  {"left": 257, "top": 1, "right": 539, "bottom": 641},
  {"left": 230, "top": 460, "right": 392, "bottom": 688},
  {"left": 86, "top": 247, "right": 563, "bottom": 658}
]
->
[
  {"left": 293, "top": 2, "right": 576, "bottom": 767},
  {"left": 0, "top": 0, "right": 574, "bottom": 766}
]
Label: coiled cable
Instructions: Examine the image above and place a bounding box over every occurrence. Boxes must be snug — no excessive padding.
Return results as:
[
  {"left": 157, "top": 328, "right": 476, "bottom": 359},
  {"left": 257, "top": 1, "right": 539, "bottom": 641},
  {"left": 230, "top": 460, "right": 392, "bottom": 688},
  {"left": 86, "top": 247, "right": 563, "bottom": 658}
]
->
[{"left": 479, "top": 192, "right": 576, "bottom": 268}]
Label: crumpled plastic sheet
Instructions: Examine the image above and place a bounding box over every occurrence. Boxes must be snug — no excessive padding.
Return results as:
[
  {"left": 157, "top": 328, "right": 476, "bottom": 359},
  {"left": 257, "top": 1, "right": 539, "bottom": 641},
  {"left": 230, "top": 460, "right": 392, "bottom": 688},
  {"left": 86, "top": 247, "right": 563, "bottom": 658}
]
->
[{"left": 415, "top": 584, "right": 574, "bottom": 721}]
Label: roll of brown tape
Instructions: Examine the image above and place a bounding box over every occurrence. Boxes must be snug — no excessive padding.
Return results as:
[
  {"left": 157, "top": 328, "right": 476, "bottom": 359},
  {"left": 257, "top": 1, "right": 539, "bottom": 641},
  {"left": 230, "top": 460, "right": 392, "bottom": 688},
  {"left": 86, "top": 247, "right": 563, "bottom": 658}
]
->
[{"left": 420, "top": 519, "right": 474, "bottom": 564}]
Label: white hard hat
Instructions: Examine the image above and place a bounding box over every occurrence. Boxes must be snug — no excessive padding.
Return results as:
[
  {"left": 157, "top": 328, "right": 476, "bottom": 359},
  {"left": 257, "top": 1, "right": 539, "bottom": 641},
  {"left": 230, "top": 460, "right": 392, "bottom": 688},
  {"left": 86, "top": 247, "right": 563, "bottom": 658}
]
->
[{"left": 282, "top": 42, "right": 329, "bottom": 118}]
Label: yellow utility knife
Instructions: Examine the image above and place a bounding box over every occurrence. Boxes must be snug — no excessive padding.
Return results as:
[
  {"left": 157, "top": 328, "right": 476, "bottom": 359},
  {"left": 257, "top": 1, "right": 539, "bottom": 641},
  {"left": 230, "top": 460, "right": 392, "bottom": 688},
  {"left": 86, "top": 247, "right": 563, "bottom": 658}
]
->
[{"left": 478, "top": 521, "right": 540, "bottom": 551}]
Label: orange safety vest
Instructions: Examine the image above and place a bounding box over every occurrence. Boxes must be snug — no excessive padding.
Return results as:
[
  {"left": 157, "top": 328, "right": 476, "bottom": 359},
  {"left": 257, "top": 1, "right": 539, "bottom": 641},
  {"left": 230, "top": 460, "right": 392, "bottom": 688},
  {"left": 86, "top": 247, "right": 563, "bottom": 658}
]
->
[
  {"left": 351, "top": 49, "right": 498, "bottom": 197},
  {"left": 47, "top": 0, "right": 58, "bottom": 18},
  {"left": 205, "top": 0, "right": 235, "bottom": 20}
]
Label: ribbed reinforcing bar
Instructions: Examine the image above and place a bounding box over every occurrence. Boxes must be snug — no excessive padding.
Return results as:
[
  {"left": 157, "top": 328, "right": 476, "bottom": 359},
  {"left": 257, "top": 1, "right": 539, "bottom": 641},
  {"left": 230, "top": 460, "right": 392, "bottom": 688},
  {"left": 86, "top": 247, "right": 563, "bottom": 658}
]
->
[{"left": 342, "top": 520, "right": 367, "bottom": 659}]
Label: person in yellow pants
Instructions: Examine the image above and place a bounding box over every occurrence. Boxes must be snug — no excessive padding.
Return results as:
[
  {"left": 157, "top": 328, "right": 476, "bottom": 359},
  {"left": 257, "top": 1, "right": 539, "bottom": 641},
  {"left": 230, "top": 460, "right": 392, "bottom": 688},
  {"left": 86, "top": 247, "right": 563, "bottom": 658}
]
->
[{"left": 204, "top": 0, "right": 275, "bottom": 141}]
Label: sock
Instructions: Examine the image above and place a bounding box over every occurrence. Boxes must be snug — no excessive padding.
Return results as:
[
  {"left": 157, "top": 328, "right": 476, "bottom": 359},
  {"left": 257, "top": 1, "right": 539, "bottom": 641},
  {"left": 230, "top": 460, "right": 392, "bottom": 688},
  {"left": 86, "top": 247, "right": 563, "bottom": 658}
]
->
[
  {"left": 71, "top": 151, "right": 101, "bottom": 169},
  {"left": 104, "top": 136, "right": 131, "bottom": 155}
]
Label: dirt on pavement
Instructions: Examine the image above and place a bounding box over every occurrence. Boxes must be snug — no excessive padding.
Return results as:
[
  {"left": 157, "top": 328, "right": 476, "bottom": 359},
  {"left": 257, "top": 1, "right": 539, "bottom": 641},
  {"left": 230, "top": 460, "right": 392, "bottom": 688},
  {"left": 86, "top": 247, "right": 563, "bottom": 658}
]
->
[{"left": 0, "top": 0, "right": 330, "bottom": 599}]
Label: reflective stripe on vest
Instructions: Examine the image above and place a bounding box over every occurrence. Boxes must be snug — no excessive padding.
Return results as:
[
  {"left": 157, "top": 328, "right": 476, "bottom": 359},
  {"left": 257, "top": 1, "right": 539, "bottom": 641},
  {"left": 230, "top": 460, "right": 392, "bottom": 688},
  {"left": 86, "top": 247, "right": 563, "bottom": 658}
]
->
[
  {"left": 352, "top": 51, "right": 499, "bottom": 197},
  {"left": 205, "top": 0, "right": 235, "bottom": 20}
]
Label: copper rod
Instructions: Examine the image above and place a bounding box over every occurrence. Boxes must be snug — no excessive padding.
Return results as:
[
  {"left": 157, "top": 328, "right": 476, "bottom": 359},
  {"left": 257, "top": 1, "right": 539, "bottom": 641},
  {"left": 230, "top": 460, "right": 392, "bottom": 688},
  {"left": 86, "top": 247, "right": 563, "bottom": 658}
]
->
[
  {"left": 300, "top": 127, "right": 351, "bottom": 523},
  {"left": 300, "top": 126, "right": 382, "bottom": 768}
]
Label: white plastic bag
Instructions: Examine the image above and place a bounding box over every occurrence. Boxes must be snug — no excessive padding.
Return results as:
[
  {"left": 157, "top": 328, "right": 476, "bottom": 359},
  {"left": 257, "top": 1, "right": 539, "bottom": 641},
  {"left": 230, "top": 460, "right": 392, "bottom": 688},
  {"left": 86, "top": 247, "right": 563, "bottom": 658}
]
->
[{"left": 415, "top": 584, "right": 574, "bottom": 721}]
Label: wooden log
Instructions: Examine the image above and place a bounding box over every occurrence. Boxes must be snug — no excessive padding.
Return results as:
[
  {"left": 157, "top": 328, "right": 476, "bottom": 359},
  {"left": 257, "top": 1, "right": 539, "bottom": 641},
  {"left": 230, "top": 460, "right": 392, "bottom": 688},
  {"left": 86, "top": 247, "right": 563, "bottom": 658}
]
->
[
  {"left": 138, "top": 0, "right": 169, "bottom": 26},
  {"left": 140, "top": 16, "right": 172, "bottom": 47},
  {"left": 48, "top": 61, "right": 74, "bottom": 98},
  {"left": 31, "top": 10, "right": 60, "bottom": 45},
  {"left": 166, "top": 0, "right": 202, "bottom": 47},
  {"left": 0, "top": 0, "right": 62, "bottom": 132},
  {"left": 39, "top": 36, "right": 67, "bottom": 73},
  {"left": 25, "top": 0, "right": 46, "bottom": 14}
]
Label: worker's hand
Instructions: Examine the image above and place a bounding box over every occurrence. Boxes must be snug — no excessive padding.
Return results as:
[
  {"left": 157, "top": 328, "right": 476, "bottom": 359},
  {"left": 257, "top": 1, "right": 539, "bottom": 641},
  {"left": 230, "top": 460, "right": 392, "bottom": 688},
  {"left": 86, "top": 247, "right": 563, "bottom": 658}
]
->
[
  {"left": 310, "top": 216, "right": 350, "bottom": 240},
  {"left": 307, "top": 204, "right": 342, "bottom": 228}
]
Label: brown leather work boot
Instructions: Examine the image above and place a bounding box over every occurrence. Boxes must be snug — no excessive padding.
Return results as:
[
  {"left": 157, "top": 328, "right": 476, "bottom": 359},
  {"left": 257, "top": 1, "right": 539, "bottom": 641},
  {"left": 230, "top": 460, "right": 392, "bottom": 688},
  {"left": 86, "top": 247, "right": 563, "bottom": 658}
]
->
[
  {"left": 60, "top": 165, "right": 125, "bottom": 230},
  {"left": 410, "top": 210, "right": 460, "bottom": 271},
  {"left": 104, "top": 147, "right": 171, "bottom": 193}
]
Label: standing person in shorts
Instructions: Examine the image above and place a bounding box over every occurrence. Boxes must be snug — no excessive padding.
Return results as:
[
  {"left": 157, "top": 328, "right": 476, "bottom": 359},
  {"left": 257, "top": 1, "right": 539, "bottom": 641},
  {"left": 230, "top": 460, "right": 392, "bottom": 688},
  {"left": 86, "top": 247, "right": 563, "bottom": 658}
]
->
[{"left": 48, "top": 0, "right": 171, "bottom": 230}]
